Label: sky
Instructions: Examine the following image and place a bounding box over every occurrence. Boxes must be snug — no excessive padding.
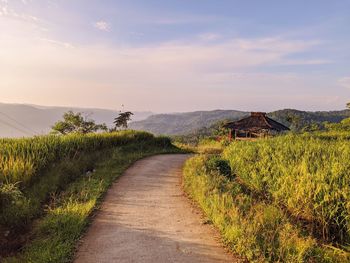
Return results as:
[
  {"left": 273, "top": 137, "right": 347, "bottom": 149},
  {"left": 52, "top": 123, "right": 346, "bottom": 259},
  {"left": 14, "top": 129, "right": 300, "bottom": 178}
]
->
[{"left": 0, "top": 0, "right": 349, "bottom": 112}]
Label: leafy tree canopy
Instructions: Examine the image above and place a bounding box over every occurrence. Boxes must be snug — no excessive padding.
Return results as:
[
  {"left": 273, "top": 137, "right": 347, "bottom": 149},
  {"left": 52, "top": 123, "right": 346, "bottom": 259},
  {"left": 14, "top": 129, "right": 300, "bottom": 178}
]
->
[
  {"left": 113, "top": 111, "right": 134, "bottom": 130},
  {"left": 324, "top": 117, "right": 350, "bottom": 131},
  {"left": 52, "top": 111, "right": 107, "bottom": 135}
]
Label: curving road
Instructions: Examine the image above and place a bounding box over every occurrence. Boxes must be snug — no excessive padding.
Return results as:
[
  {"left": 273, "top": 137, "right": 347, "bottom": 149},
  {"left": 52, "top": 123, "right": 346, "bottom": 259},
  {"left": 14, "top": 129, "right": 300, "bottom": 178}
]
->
[{"left": 74, "top": 154, "right": 238, "bottom": 263}]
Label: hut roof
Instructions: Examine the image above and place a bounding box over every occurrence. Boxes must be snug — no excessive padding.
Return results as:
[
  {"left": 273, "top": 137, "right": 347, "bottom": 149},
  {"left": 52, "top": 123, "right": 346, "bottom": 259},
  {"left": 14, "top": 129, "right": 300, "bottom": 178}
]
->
[{"left": 223, "top": 112, "right": 290, "bottom": 132}]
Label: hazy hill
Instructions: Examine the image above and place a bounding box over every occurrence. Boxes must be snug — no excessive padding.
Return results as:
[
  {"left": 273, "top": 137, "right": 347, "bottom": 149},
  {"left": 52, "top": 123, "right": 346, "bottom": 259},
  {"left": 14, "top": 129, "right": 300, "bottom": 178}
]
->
[
  {"left": 268, "top": 109, "right": 350, "bottom": 125},
  {"left": 129, "top": 110, "right": 249, "bottom": 135},
  {"left": 0, "top": 103, "right": 152, "bottom": 138},
  {"left": 2, "top": 104, "right": 349, "bottom": 137},
  {"left": 130, "top": 109, "right": 350, "bottom": 135}
]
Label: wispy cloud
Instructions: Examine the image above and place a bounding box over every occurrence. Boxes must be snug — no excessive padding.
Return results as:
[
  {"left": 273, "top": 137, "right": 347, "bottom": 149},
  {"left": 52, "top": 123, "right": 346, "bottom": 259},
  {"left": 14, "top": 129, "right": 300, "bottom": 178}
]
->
[
  {"left": 281, "top": 59, "right": 332, "bottom": 65},
  {"left": 338, "top": 77, "right": 350, "bottom": 89},
  {"left": 0, "top": 3, "right": 39, "bottom": 22},
  {"left": 0, "top": 0, "right": 336, "bottom": 112},
  {"left": 151, "top": 14, "right": 220, "bottom": 25},
  {"left": 94, "top": 20, "right": 110, "bottom": 32},
  {"left": 198, "top": 33, "right": 221, "bottom": 41},
  {"left": 39, "top": 38, "right": 74, "bottom": 48},
  {"left": 0, "top": 32, "right": 333, "bottom": 111}
]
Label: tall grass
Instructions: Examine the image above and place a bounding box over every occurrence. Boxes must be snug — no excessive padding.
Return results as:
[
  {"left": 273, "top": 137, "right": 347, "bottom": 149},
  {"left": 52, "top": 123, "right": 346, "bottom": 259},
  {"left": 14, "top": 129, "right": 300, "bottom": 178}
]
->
[
  {"left": 223, "top": 134, "right": 350, "bottom": 244},
  {"left": 0, "top": 131, "right": 155, "bottom": 185},
  {"left": 182, "top": 132, "right": 350, "bottom": 261},
  {"left": 0, "top": 131, "right": 173, "bottom": 231},
  {"left": 184, "top": 154, "right": 349, "bottom": 262},
  {"left": 2, "top": 137, "right": 178, "bottom": 263}
]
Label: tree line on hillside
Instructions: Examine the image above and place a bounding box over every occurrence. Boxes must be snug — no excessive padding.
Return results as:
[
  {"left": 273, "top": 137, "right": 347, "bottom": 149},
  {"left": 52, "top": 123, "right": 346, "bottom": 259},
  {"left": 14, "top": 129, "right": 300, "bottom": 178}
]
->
[
  {"left": 51, "top": 111, "right": 134, "bottom": 135},
  {"left": 173, "top": 103, "right": 350, "bottom": 144},
  {"left": 273, "top": 103, "right": 350, "bottom": 132},
  {"left": 52, "top": 102, "right": 350, "bottom": 137}
]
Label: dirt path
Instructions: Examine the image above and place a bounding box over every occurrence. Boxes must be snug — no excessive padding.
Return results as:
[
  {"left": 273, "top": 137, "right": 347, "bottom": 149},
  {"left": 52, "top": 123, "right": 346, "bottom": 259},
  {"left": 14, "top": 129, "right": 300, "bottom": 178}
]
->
[{"left": 74, "top": 154, "right": 239, "bottom": 263}]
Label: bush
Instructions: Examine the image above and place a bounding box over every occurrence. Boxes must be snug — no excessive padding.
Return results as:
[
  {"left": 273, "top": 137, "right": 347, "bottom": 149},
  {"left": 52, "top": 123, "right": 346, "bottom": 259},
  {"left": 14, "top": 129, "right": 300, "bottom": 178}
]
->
[
  {"left": 0, "top": 183, "right": 23, "bottom": 208},
  {"left": 205, "top": 155, "right": 232, "bottom": 178},
  {"left": 0, "top": 183, "right": 31, "bottom": 227}
]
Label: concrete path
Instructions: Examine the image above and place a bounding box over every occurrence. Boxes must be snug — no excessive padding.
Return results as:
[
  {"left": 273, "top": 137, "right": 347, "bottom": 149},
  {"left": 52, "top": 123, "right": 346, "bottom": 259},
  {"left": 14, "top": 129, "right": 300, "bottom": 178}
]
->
[{"left": 74, "top": 154, "right": 239, "bottom": 263}]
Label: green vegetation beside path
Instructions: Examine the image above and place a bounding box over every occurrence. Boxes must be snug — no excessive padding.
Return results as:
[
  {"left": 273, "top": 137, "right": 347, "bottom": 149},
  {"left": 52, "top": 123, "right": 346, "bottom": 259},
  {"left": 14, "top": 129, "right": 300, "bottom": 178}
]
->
[
  {"left": 1, "top": 131, "right": 181, "bottom": 262},
  {"left": 183, "top": 133, "right": 350, "bottom": 262}
]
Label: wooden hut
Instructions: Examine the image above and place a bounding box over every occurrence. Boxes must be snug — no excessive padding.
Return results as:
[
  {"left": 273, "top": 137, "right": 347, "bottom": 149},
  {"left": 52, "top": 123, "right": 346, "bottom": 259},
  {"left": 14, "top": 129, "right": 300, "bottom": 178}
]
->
[{"left": 223, "top": 112, "right": 289, "bottom": 140}]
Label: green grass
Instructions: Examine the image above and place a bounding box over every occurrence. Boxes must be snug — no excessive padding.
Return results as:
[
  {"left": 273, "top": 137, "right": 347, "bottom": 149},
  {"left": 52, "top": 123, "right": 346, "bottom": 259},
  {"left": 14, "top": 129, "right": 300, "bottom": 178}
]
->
[
  {"left": 173, "top": 137, "right": 226, "bottom": 154},
  {"left": 0, "top": 131, "right": 155, "bottom": 186},
  {"left": 183, "top": 133, "right": 350, "bottom": 262},
  {"left": 1, "top": 131, "right": 181, "bottom": 262},
  {"left": 223, "top": 134, "right": 350, "bottom": 244},
  {"left": 0, "top": 131, "right": 170, "bottom": 228}
]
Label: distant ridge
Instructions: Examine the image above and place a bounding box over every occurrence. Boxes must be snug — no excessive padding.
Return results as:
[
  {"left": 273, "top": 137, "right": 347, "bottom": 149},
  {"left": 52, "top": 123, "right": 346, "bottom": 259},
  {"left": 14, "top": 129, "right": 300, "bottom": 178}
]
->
[
  {"left": 0, "top": 103, "right": 152, "bottom": 138},
  {"left": 130, "top": 109, "right": 350, "bottom": 135},
  {"left": 129, "top": 110, "right": 249, "bottom": 135},
  {"left": 1, "top": 103, "right": 349, "bottom": 137}
]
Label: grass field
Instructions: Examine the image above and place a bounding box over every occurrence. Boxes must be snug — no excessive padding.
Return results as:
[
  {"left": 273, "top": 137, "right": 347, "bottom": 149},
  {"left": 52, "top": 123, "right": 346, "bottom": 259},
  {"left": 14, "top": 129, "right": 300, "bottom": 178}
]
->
[
  {"left": 183, "top": 132, "right": 350, "bottom": 262},
  {"left": 0, "top": 131, "right": 180, "bottom": 262}
]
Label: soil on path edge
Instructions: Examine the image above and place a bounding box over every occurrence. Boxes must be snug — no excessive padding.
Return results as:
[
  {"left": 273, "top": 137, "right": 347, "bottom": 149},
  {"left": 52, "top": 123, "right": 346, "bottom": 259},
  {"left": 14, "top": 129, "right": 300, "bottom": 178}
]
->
[{"left": 74, "top": 154, "right": 240, "bottom": 263}]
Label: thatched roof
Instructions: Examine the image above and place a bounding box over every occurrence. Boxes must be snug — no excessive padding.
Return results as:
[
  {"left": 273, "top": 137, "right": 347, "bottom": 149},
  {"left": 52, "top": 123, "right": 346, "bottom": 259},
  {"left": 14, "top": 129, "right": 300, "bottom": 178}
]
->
[{"left": 223, "top": 112, "right": 290, "bottom": 132}]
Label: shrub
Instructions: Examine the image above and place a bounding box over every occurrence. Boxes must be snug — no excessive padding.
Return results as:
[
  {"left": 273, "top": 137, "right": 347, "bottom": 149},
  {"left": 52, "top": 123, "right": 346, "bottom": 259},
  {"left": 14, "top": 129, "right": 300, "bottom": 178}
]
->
[
  {"left": 205, "top": 155, "right": 232, "bottom": 178},
  {"left": 0, "top": 183, "right": 23, "bottom": 208},
  {"left": 0, "top": 183, "right": 31, "bottom": 227}
]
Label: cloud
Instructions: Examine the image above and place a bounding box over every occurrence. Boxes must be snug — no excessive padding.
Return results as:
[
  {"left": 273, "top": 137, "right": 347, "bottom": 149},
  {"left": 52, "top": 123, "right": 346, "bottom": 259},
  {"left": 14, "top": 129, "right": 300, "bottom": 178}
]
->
[
  {"left": 39, "top": 38, "right": 74, "bottom": 48},
  {"left": 94, "top": 21, "right": 110, "bottom": 32},
  {"left": 151, "top": 14, "right": 218, "bottom": 25},
  {"left": 198, "top": 33, "right": 221, "bottom": 41},
  {"left": 281, "top": 59, "right": 332, "bottom": 65},
  {"left": 0, "top": 3, "right": 38, "bottom": 22},
  {"left": 0, "top": 23, "right": 335, "bottom": 111},
  {"left": 338, "top": 77, "right": 350, "bottom": 89}
]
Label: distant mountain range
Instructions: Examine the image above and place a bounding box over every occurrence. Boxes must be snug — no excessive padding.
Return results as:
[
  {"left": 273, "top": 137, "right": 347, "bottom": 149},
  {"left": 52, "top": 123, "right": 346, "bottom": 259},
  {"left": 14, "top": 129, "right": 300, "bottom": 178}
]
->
[
  {"left": 0, "top": 103, "right": 152, "bottom": 138},
  {"left": 268, "top": 109, "right": 350, "bottom": 126},
  {"left": 1, "top": 103, "right": 349, "bottom": 137},
  {"left": 129, "top": 110, "right": 249, "bottom": 135},
  {"left": 130, "top": 109, "right": 350, "bottom": 135}
]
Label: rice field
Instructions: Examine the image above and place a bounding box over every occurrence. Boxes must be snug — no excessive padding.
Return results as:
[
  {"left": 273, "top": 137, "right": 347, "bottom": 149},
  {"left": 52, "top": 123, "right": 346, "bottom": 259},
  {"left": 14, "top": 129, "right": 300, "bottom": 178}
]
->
[
  {"left": 0, "top": 131, "right": 155, "bottom": 186},
  {"left": 1, "top": 131, "right": 178, "bottom": 262},
  {"left": 183, "top": 132, "right": 350, "bottom": 262},
  {"left": 0, "top": 131, "right": 172, "bottom": 229},
  {"left": 223, "top": 133, "right": 350, "bottom": 244}
]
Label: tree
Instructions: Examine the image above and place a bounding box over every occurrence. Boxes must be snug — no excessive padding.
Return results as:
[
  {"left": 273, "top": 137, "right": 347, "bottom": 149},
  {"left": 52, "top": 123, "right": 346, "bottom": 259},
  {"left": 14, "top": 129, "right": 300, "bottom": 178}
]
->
[
  {"left": 113, "top": 111, "right": 134, "bottom": 130},
  {"left": 52, "top": 111, "right": 107, "bottom": 135},
  {"left": 347, "top": 102, "right": 350, "bottom": 109},
  {"left": 324, "top": 117, "right": 350, "bottom": 131},
  {"left": 286, "top": 114, "right": 302, "bottom": 131},
  {"left": 301, "top": 122, "right": 324, "bottom": 132}
]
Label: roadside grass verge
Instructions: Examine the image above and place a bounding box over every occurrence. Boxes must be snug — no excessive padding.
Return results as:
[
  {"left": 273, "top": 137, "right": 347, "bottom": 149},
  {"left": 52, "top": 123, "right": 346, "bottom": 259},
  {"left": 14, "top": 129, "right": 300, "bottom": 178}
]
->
[
  {"left": 183, "top": 155, "right": 350, "bottom": 262},
  {"left": 1, "top": 132, "right": 182, "bottom": 262},
  {"left": 173, "top": 137, "right": 226, "bottom": 154},
  {"left": 223, "top": 134, "right": 350, "bottom": 244},
  {"left": 0, "top": 131, "right": 160, "bottom": 234}
]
